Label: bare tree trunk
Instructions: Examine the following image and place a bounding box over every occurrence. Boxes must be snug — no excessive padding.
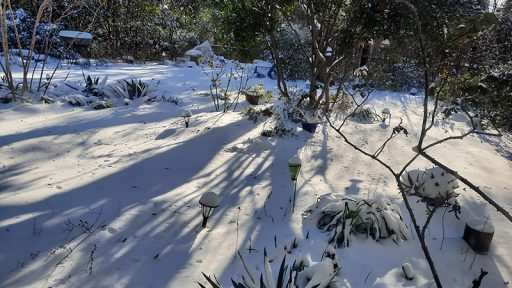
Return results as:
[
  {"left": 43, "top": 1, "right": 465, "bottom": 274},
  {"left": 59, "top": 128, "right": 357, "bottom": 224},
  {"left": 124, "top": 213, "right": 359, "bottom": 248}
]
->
[
  {"left": 0, "top": 1, "right": 16, "bottom": 101},
  {"left": 268, "top": 33, "right": 289, "bottom": 100}
]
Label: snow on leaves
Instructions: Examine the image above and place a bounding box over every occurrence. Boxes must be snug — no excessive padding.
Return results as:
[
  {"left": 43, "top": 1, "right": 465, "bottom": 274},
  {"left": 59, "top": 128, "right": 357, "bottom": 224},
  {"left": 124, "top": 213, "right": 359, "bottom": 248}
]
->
[
  {"left": 303, "top": 194, "right": 410, "bottom": 248},
  {"left": 401, "top": 167, "right": 461, "bottom": 218}
]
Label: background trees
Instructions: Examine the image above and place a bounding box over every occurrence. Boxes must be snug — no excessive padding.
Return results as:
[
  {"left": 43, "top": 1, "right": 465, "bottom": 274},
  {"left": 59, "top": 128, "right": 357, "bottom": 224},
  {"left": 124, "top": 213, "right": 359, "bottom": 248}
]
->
[{"left": 1, "top": 0, "right": 511, "bottom": 128}]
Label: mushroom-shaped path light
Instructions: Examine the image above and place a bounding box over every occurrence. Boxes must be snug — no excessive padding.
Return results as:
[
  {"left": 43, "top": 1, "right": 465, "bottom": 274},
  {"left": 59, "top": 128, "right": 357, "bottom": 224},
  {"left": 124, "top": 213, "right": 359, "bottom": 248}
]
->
[
  {"left": 199, "top": 192, "right": 219, "bottom": 228},
  {"left": 381, "top": 108, "right": 391, "bottom": 124},
  {"left": 181, "top": 109, "right": 192, "bottom": 128}
]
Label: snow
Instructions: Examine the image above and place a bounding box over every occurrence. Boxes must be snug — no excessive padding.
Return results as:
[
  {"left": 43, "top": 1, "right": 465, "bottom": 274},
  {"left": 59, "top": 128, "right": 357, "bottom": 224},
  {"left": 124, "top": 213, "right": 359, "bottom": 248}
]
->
[
  {"left": 180, "top": 109, "right": 192, "bottom": 117},
  {"left": 58, "top": 30, "right": 93, "bottom": 40},
  {"left": 288, "top": 155, "right": 302, "bottom": 165},
  {"left": 184, "top": 49, "right": 203, "bottom": 57},
  {"left": 467, "top": 219, "right": 495, "bottom": 233},
  {"left": 402, "top": 263, "right": 415, "bottom": 280},
  {"left": 0, "top": 57, "right": 511, "bottom": 288},
  {"left": 199, "top": 192, "right": 220, "bottom": 208},
  {"left": 192, "top": 41, "right": 215, "bottom": 58}
]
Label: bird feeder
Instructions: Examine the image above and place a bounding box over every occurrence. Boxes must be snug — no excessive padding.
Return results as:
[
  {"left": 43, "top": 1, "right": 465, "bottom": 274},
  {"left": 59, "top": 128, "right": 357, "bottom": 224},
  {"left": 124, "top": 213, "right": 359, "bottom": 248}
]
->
[
  {"left": 381, "top": 108, "right": 391, "bottom": 124},
  {"left": 181, "top": 109, "right": 192, "bottom": 128},
  {"left": 199, "top": 192, "right": 219, "bottom": 228}
]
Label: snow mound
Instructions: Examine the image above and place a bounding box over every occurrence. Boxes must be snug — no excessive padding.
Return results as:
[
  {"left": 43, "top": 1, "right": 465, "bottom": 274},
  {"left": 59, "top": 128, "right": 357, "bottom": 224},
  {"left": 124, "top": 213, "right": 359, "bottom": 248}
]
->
[
  {"left": 303, "top": 194, "right": 410, "bottom": 248},
  {"left": 402, "top": 167, "right": 459, "bottom": 204},
  {"left": 225, "top": 137, "right": 274, "bottom": 154}
]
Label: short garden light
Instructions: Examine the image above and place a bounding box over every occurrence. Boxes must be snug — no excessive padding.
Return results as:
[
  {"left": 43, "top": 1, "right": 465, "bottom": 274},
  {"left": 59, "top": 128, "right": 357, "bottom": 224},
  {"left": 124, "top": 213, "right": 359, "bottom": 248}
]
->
[
  {"left": 288, "top": 156, "right": 302, "bottom": 212},
  {"left": 381, "top": 108, "right": 391, "bottom": 124},
  {"left": 199, "top": 192, "right": 219, "bottom": 228},
  {"left": 288, "top": 156, "right": 302, "bottom": 181},
  {"left": 181, "top": 109, "right": 192, "bottom": 128}
]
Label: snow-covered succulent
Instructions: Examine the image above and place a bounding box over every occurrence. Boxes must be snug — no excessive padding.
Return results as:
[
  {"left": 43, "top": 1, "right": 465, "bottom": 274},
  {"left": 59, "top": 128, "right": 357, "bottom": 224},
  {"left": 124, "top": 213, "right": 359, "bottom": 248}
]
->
[
  {"left": 401, "top": 167, "right": 461, "bottom": 218},
  {"left": 304, "top": 194, "right": 410, "bottom": 248},
  {"left": 201, "top": 241, "right": 339, "bottom": 288}
]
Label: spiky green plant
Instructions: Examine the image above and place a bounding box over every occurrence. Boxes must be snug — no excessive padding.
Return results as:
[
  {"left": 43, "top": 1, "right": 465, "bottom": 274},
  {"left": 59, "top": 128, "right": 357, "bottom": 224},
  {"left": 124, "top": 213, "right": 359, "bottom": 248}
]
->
[{"left": 123, "top": 79, "right": 152, "bottom": 100}]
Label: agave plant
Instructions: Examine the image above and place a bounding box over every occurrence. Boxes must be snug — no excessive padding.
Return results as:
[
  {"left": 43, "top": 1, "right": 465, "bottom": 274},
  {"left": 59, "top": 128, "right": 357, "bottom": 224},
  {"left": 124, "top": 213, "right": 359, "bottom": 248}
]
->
[
  {"left": 101, "top": 78, "right": 154, "bottom": 101},
  {"left": 199, "top": 245, "right": 339, "bottom": 288},
  {"left": 304, "top": 194, "right": 410, "bottom": 248},
  {"left": 82, "top": 72, "right": 108, "bottom": 97},
  {"left": 123, "top": 79, "right": 152, "bottom": 100}
]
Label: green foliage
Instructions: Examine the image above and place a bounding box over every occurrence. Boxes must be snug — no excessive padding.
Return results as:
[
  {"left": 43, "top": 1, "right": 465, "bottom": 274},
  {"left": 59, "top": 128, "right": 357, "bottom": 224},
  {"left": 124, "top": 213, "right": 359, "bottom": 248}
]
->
[
  {"left": 401, "top": 168, "right": 461, "bottom": 219},
  {"left": 82, "top": 72, "right": 108, "bottom": 97},
  {"left": 369, "top": 58, "right": 424, "bottom": 91},
  {"left": 123, "top": 79, "right": 152, "bottom": 100},
  {"left": 216, "top": 0, "right": 296, "bottom": 61},
  {"left": 200, "top": 246, "right": 339, "bottom": 288},
  {"left": 352, "top": 106, "right": 380, "bottom": 123},
  {"left": 304, "top": 195, "right": 410, "bottom": 247},
  {"left": 91, "top": 100, "right": 115, "bottom": 110},
  {"left": 261, "top": 124, "right": 292, "bottom": 137},
  {"left": 244, "top": 106, "right": 273, "bottom": 123},
  {"left": 274, "top": 23, "right": 311, "bottom": 80}
]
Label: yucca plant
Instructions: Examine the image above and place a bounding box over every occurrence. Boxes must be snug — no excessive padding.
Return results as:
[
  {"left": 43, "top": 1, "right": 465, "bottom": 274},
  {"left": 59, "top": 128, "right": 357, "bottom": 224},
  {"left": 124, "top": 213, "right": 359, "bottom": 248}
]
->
[
  {"left": 123, "top": 79, "right": 152, "bottom": 100},
  {"left": 199, "top": 245, "right": 339, "bottom": 288},
  {"left": 304, "top": 195, "right": 410, "bottom": 248},
  {"left": 82, "top": 72, "right": 108, "bottom": 97}
]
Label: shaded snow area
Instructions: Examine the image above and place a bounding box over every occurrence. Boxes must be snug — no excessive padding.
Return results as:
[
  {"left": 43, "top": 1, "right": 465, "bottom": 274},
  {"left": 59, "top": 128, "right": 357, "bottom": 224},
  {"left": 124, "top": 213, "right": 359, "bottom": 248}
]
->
[{"left": 1, "top": 60, "right": 512, "bottom": 288}]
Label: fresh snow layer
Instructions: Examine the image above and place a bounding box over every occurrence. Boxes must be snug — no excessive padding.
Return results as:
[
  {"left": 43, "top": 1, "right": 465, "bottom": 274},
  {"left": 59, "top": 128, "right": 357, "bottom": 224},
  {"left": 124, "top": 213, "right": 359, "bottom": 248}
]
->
[
  {"left": 0, "top": 59, "right": 511, "bottom": 288},
  {"left": 58, "top": 30, "right": 93, "bottom": 39}
]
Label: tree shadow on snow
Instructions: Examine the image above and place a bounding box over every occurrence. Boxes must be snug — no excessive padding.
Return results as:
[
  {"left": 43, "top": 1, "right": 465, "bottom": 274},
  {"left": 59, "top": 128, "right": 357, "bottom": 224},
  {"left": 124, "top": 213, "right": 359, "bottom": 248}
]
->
[{"left": 0, "top": 116, "right": 266, "bottom": 287}]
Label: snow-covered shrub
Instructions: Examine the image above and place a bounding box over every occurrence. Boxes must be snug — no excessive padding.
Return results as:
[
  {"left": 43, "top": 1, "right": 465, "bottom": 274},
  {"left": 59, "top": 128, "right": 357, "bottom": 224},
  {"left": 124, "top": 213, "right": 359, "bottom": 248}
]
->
[
  {"left": 261, "top": 123, "right": 293, "bottom": 137},
  {"left": 401, "top": 167, "right": 461, "bottom": 218},
  {"left": 389, "top": 58, "right": 424, "bottom": 90},
  {"left": 4, "top": 9, "right": 62, "bottom": 57},
  {"left": 103, "top": 79, "right": 155, "bottom": 101},
  {"left": 82, "top": 73, "right": 108, "bottom": 97},
  {"left": 91, "top": 100, "right": 114, "bottom": 110},
  {"left": 243, "top": 105, "right": 273, "bottom": 123},
  {"left": 61, "top": 94, "right": 95, "bottom": 107},
  {"left": 201, "top": 244, "right": 339, "bottom": 288},
  {"left": 245, "top": 82, "right": 273, "bottom": 103},
  {"left": 123, "top": 79, "right": 153, "bottom": 100},
  {"left": 303, "top": 194, "right": 410, "bottom": 248},
  {"left": 280, "top": 87, "right": 323, "bottom": 123},
  {"left": 351, "top": 105, "right": 380, "bottom": 123}
]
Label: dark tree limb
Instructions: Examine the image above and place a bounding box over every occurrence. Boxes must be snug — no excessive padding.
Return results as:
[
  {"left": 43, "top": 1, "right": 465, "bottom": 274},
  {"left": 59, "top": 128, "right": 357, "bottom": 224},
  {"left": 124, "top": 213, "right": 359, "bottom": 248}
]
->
[{"left": 419, "top": 151, "right": 512, "bottom": 223}]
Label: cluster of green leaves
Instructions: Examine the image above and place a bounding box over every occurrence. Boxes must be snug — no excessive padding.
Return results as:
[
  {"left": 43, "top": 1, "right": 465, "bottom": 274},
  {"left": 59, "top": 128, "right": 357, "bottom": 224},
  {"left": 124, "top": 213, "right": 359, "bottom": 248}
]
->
[
  {"left": 312, "top": 197, "right": 410, "bottom": 247},
  {"left": 200, "top": 247, "right": 339, "bottom": 288},
  {"left": 82, "top": 72, "right": 108, "bottom": 96},
  {"left": 123, "top": 79, "right": 152, "bottom": 100}
]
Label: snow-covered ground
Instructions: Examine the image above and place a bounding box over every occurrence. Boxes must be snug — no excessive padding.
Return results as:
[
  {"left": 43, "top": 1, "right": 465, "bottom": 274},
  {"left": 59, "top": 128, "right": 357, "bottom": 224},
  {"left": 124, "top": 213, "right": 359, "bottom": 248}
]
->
[{"left": 0, "top": 59, "right": 511, "bottom": 288}]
